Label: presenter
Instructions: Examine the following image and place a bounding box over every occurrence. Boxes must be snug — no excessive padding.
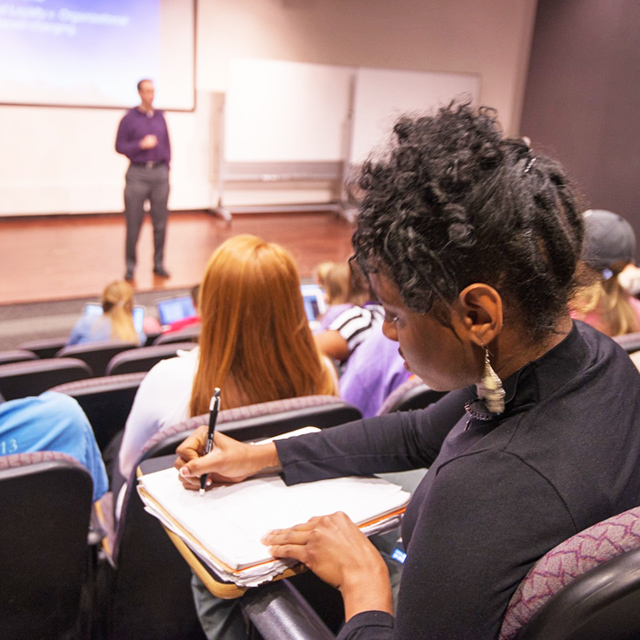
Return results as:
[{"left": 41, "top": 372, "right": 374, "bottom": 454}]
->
[{"left": 116, "top": 79, "right": 171, "bottom": 282}]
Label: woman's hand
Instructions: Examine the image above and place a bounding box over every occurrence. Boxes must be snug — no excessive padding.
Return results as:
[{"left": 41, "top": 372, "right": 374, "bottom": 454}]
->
[
  {"left": 173, "top": 428, "right": 281, "bottom": 490},
  {"left": 262, "top": 511, "right": 393, "bottom": 620}
]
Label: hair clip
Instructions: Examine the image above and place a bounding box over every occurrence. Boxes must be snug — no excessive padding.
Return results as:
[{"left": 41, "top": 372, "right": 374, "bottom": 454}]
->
[
  {"left": 523, "top": 157, "right": 536, "bottom": 173},
  {"left": 602, "top": 268, "right": 614, "bottom": 281}
]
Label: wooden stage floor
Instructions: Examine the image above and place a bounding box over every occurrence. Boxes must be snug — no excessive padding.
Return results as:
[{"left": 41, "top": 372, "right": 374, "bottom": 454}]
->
[{"left": 0, "top": 211, "right": 356, "bottom": 306}]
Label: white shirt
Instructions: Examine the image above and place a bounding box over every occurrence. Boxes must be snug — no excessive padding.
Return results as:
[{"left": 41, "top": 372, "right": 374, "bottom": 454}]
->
[{"left": 118, "top": 347, "right": 199, "bottom": 479}]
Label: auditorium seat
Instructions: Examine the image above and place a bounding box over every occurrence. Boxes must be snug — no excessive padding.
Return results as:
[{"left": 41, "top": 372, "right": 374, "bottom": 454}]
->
[
  {"left": 105, "top": 342, "right": 197, "bottom": 376},
  {"left": 50, "top": 372, "right": 146, "bottom": 452},
  {"left": 94, "top": 395, "right": 361, "bottom": 640},
  {"left": 0, "top": 357, "right": 92, "bottom": 401},
  {"left": 0, "top": 349, "right": 38, "bottom": 365},
  {"left": 18, "top": 337, "right": 67, "bottom": 359},
  {"left": 152, "top": 324, "right": 201, "bottom": 345},
  {"left": 377, "top": 376, "right": 447, "bottom": 414},
  {"left": 0, "top": 451, "right": 94, "bottom": 640},
  {"left": 613, "top": 331, "right": 640, "bottom": 354},
  {"left": 56, "top": 340, "right": 138, "bottom": 378},
  {"left": 500, "top": 505, "right": 640, "bottom": 640}
]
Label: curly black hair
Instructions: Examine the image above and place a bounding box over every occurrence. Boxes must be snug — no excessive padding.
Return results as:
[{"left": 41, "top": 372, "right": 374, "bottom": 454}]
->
[{"left": 352, "top": 102, "right": 583, "bottom": 342}]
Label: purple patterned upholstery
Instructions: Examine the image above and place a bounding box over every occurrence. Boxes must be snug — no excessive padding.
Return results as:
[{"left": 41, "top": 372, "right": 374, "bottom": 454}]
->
[
  {"left": 138, "top": 394, "right": 344, "bottom": 462},
  {"left": 0, "top": 450, "right": 80, "bottom": 470},
  {"left": 499, "top": 505, "right": 640, "bottom": 640},
  {"left": 51, "top": 371, "right": 147, "bottom": 393}
]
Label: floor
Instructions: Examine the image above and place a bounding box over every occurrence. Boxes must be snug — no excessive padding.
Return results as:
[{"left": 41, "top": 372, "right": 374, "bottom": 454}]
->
[
  {"left": 0, "top": 210, "right": 355, "bottom": 305},
  {"left": 0, "top": 210, "right": 356, "bottom": 349}
]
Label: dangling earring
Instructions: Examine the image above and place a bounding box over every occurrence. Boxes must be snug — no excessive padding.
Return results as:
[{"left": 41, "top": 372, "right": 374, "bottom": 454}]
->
[{"left": 476, "top": 347, "right": 505, "bottom": 414}]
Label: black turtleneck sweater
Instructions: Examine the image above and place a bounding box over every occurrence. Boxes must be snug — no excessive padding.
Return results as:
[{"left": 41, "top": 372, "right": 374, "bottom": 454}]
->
[{"left": 275, "top": 321, "right": 640, "bottom": 640}]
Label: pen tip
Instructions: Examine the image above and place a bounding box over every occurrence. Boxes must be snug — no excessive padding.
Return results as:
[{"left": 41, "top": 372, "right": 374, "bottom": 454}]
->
[{"left": 199, "top": 488, "right": 205, "bottom": 497}]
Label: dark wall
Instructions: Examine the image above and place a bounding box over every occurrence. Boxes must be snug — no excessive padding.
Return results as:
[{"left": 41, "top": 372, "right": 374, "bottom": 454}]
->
[{"left": 520, "top": 0, "right": 640, "bottom": 246}]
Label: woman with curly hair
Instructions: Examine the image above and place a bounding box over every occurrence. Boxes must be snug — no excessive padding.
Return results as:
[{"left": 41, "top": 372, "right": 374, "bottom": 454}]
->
[{"left": 175, "top": 104, "right": 640, "bottom": 640}]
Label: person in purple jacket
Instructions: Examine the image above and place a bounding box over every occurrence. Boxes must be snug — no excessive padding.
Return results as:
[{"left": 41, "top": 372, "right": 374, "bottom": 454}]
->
[{"left": 116, "top": 79, "right": 171, "bottom": 282}]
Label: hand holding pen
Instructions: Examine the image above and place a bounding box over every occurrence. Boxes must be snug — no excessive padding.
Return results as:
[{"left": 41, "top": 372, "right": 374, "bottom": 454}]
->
[{"left": 199, "top": 387, "right": 221, "bottom": 496}]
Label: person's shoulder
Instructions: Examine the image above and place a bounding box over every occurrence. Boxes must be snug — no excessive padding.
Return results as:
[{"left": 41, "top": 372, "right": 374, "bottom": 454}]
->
[
  {"left": 119, "top": 108, "right": 139, "bottom": 122},
  {"left": 145, "top": 346, "right": 199, "bottom": 378}
]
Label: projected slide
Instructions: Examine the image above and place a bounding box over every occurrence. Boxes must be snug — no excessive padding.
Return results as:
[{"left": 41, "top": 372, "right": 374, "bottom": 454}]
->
[{"left": 0, "top": 0, "right": 194, "bottom": 110}]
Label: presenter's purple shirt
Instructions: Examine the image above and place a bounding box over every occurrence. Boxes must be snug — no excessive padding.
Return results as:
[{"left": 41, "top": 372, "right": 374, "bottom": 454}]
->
[{"left": 115, "top": 108, "right": 171, "bottom": 166}]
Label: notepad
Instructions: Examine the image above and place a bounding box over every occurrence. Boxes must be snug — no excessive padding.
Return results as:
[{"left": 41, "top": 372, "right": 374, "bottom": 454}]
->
[{"left": 138, "top": 454, "right": 410, "bottom": 587}]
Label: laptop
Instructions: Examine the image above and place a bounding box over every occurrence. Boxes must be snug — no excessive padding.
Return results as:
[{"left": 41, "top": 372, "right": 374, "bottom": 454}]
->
[
  {"left": 155, "top": 295, "right": 197, "bottom": 327},
  {"left": 300, "top": 284, "right": 327, "bottom": 326},
  {"left": 83, "top": 302, "right": 146, "bottom": 334}
]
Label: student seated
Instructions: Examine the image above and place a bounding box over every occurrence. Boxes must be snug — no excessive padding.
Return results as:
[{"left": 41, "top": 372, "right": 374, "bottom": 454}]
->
[
  {"left": 339, "top": 324, "right": 411, "bottom": 418},
  {"left": 570, "top": 209, "right": 640, "bottom": 336},
  {"left": 314, "top": 262, "right": 383, "bottom": 365},
  {"left": 0, "top": 391, "right": 108, "bottom": 502},
  {"left": 175, "top": 104, "right": 640, "bottom": 640},
  {"left": 67, "top": 280, "right": 145, "bottom": 346},
  {"left": 162, "top": 284, "right": 202, "bottom": 334},
  {"left": 118, "top": 234, "right": 338, "bottom": 481}
]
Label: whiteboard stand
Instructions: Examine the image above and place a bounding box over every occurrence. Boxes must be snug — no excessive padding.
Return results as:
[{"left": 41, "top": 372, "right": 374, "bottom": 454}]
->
[{"left": 209, "top": 100, "right": 232, "bottom": 223}]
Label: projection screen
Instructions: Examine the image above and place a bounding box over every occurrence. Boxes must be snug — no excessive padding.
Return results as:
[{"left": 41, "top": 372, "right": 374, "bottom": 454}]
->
[{"left": 0, "top": 0, "right": 195, "bottom": 111}]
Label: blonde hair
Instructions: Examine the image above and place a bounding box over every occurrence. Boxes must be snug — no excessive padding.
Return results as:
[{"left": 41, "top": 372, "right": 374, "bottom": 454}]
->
[
  {"left": 101, "top": 280, "right": 140, "bottom": 344},
  {"left": 323, "top": 262, "right": 369, "bottom": 306},
  {"left": 190, "top": 235, "right": 337, "bottom": 416},
  {"left": 314, "top": 261, "right": 335, "bottom": 288},
  {"left": 571, "top": 263, "right": 640, "bottom": 336}
]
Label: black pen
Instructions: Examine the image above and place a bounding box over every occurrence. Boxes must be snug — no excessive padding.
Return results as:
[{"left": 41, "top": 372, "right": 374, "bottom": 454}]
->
[{"left": 200, "top": 388, "right": 221, "bottom": 497}]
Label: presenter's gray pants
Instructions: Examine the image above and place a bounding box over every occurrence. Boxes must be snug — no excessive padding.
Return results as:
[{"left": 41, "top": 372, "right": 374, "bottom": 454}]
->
[{"left": 124, "top": 163, "right": 169, "bottom": 273}]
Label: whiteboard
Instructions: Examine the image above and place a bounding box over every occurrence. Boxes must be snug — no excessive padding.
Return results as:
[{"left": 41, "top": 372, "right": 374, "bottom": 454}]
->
[
  {"left": 225, "top": 59, "right": 355, "bottom": 163},
  {"left": 350, "top": 67, "right": 481, "bottom": 164}
]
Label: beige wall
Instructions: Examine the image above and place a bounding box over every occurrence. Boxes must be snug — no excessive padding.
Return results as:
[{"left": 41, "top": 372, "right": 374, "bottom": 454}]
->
[{"left": 0, "top": 0, "right": 537, "bottom": 216}]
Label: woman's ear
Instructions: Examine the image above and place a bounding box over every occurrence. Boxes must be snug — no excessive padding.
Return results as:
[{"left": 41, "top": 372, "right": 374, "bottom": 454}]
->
[{"left": 455, "top": 284, "right": 503, "bottom": 346}]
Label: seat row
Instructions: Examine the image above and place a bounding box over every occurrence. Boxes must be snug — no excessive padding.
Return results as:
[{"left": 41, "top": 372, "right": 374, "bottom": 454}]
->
[
  {"left": 4, "top": 388, "right": 640, "bottom": 640},
  {"left": 0, "top": 339, "right": 197, "bottom": 402}
]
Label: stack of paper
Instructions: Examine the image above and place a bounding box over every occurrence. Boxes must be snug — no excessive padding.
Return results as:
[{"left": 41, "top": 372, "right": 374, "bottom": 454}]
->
[{"left": 138, "top": 467, "right": 411, "bottom": 587}]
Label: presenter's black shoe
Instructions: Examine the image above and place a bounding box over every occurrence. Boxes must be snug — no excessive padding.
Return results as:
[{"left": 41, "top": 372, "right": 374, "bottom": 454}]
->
[
  {"left": 153, "top": 266, "right": 171, "bottom": 278},
  {"left": 124, "top": 270, "right": 134, "bottom": 282}
]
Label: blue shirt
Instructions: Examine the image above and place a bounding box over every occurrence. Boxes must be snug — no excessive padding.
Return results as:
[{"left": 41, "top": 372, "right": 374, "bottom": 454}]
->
[
  {"left": 0, "top": 392, "right": 108, "bottom": 501},
  {"left": 67, "top": 314, "right": 145, "bottom": 346}
]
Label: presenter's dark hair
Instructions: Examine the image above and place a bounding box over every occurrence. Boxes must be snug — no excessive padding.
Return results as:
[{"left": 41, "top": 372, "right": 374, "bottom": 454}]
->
[{"left": 352, "top": 102, "right": 583, "bottom": 342}]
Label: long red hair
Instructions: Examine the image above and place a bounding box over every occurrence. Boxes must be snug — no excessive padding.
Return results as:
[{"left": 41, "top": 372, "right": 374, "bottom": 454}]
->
[{"left": 189, "top": 235, "right": 336, "bottom": 416}]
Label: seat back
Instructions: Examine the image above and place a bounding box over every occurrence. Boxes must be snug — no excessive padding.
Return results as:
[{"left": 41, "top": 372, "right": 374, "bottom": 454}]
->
[
  {"left": 142, "top": 395, "right": 363, "bottom": 460},
  {"left": 18, "top": 337, "right": 67, "bottom": 359},
  {"left": 56, "top": 340, "right": 138, "bottom": 378},
  {"left": 0, "top": 358, "right": 92, "bottom": 400},
  {"left": 0, "top": 349, "right": 39, "bottom": 365},
  {"left": 105, "top": 342, "right": 196, "bottom": 376},
  {"left": 613, "top": 332, "right": 640, "bottom": 354},
  {"left": 377, "top": 376, "right": 447, "bottom": 414},
  {"left": 500, "top": 505, "right": 640, "bottom": 640},
  {"left": 50, "top": 372, "right": 146, "bottom": 452},
  {"left": 0, "top": 452, "right": 94, "bottom": 640},
  {"left": 152, "top": 325, "right": 201, "bottom": 345},
  {"left": 101, "top": 396, "right": 361, "bottom": 640}
]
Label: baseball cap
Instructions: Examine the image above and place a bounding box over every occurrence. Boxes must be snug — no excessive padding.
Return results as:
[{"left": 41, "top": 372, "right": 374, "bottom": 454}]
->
[{"left": 581, "top": 209, "right": 636, "bottom": 273}]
